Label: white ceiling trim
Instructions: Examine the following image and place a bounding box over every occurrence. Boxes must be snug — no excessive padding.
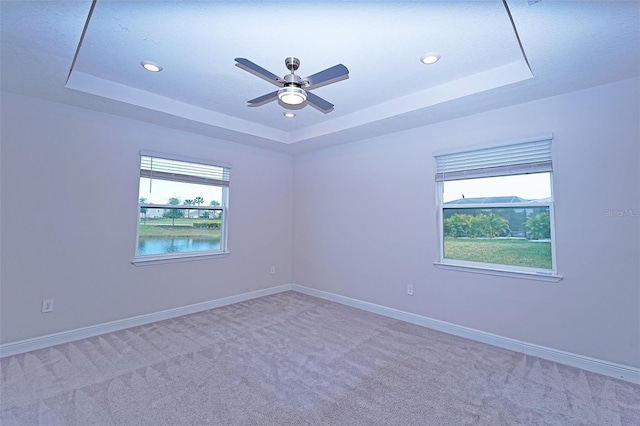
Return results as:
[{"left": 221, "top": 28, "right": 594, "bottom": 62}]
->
[
  {"left": 65, "top": 70, "right": 290, "bottom": 143},
  {"left": 66, "top": 58, "right": 532, "bottom": 146},
  {"left": 289, "top": 60, "right": 533, "bottom": 144},
  {"left": 62, "top": 0, "right": 532, "bottom": 146}
]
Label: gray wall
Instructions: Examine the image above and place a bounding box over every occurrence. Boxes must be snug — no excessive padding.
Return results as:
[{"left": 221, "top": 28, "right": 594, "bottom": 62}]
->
[
  {"left": 293, "top": 77, "right": 640, "bottom": 368},
  {"left": 2, "top": 77, "right": 639, "bottom": 369},
  {"left": 0, "top": 92, "right": 294, "bottom": 343}
]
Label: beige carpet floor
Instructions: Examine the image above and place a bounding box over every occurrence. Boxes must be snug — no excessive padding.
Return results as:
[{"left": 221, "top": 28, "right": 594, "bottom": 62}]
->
[{"left": 1, "top": 291, "right": 639, "bottom": 425}]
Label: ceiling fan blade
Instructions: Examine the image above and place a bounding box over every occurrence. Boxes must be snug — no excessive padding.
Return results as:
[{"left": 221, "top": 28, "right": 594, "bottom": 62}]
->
[
  {"left": 306, "top": 91, "right": 334, "bottom": 113},
  {"left": 303, "top": 64, "right": 349, "bottom": 90},
  {"left": 235, "top": 58, "right": 283, "bottom": 87},
  {"left": 247, "top": 90, "right": 279, "bottom": 107}
]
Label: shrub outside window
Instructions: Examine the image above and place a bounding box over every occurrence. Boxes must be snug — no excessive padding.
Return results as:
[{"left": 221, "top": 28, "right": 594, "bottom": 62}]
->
[
  {"left": 434, "top": 135, "right": 560, "bottom": 280},
  {"left": 134, "top": 151, "right": 230, "bottom": 265}
]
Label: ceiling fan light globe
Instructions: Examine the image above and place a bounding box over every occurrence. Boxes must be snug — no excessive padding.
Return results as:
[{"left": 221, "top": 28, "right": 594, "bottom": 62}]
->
[{"left": 278, "top": 87, "right": 307, "bottom": 105}]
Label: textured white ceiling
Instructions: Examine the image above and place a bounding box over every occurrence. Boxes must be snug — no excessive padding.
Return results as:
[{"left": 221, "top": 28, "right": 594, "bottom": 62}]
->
[{"left": 1, "top": 1, "right": 639, "bottom": 153}]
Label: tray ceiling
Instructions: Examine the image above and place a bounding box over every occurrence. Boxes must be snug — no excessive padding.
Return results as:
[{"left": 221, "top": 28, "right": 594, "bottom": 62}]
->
[{"left": 2, "top": 1, "right": 639, "bottom": 153}]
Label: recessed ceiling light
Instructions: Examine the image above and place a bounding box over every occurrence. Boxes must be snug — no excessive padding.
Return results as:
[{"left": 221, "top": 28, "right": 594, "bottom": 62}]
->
[
  {"left": 141, "top": 61, "right": 162, "bottom": 72},
  {"left": 283, "top": 112, "right": 296, "bottom": 118},
  {"left": 420, "top": 53, "right": 441, "bottom": 65}
]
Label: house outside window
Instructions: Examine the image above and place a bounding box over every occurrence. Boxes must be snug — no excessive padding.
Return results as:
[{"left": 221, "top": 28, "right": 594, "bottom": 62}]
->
[
  {"left": 133, "top": 151, "right": 230, "bottom": 265},
  {"left": 434, "top": 134, "right": 561, "bottom": 281}
]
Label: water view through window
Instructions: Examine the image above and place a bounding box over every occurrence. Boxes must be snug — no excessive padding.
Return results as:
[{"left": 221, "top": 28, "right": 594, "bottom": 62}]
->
[
  {"left": 137, "top": 207, "right": 223, "bottom": 256},
  {"left": 137, "top": 237, "right": 221, "bottom": 256}
]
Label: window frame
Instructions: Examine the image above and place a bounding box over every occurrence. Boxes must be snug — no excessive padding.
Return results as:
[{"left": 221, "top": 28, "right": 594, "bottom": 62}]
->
[
  {"left": 433, "top": 135, "right": 562, "bottom": 282},
  {"left": 132, "top": 151, "right": 231, "bottom": 266}
]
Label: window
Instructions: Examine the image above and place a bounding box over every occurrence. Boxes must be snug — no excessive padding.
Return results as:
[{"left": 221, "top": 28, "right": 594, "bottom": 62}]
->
[
  {"left": 434, "top": 134, "right": 561, "bottom": 281},
  {"left": 133, "top": 151, "right": 230, "bottom": 265}
]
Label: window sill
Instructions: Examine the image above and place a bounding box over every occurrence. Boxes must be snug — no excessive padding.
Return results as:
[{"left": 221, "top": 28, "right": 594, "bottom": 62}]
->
[
  {"left": 132, "top": 252, "right": 230, "bottom": 266},
  {"left": 433, "top": 262, "right": 563, "bottom": 282}
]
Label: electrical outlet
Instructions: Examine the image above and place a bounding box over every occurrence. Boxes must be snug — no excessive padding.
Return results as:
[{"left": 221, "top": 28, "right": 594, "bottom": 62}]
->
[
  {"left": 407, "top": 284, "right": 414, "bottom": 296},
  {"left": 270, "top": 266, "right": 276, "bottom": 275},
  {"left": 42, "top": 299, "right": 54, "bottom": 313}
]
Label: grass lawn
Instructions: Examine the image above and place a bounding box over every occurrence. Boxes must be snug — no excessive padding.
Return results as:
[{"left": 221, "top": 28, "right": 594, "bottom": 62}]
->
[
  {"left": 444, "top": 237, "right": 552, "bottom": 269},
  {"left": 138, "top": 218, "right": 221, "bottom": 238}
]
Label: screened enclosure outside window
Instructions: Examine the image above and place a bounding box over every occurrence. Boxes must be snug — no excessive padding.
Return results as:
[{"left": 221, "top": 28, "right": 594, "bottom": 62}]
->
[
  {"left": 135, "top": 151, "right": 230, "bottom": 263},
  {"left": 434, "top": 135, "right": 559, "bottom": 278}
]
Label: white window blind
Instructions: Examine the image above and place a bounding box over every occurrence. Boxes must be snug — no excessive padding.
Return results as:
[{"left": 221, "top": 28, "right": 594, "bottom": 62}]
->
[
  {"left": 435, "top": 136, "right": 552, "bottom": 182},
  {"left": 140, "top": 155, "right": 230, "bottom": 187}
]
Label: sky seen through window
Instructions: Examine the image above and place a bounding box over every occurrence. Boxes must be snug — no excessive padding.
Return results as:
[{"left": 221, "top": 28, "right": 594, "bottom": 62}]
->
[{"left": 443, "top": 173, "right": 551, "bottom": 203}]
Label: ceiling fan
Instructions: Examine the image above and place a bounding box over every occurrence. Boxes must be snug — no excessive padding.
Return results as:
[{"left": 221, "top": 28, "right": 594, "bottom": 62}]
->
[{"left": 234, "top": 57, "right": 349, "bottom": 113}]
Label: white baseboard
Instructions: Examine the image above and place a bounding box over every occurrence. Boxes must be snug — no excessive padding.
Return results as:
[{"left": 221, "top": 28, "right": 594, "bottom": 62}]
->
[
  {"left": 291, "top": 284, "right": 640, "bottom": 385},
  {"left": 0, "top": 284, "right": 293, "bottom": 358},
  {"left": 2, "top": 283, "right": 638, "bottom": 385}
]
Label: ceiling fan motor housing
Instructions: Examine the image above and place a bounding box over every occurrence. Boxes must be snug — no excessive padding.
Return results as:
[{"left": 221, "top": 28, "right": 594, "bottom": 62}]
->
[{"left": 283, "top": 73, "right": 303, "bottom": 87}]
